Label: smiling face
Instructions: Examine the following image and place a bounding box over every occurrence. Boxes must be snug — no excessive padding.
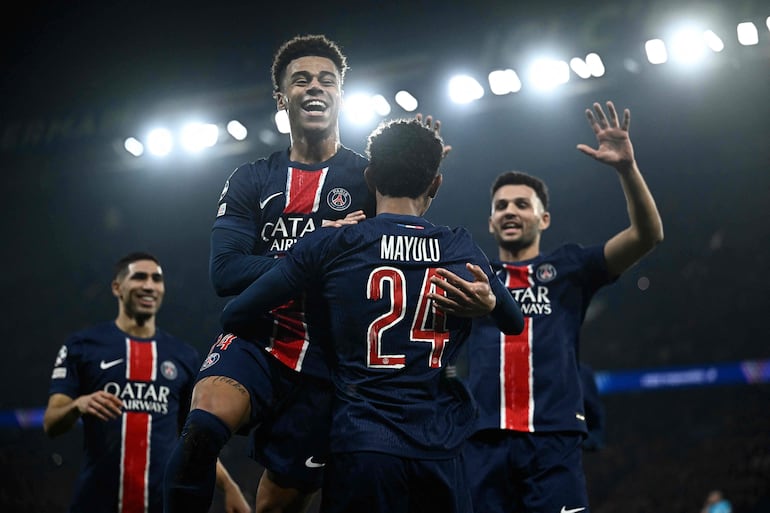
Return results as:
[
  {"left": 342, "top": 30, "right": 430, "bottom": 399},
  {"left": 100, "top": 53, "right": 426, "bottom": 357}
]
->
[
  {"left": 489, "top": 184, "right": 550, "bottom": 257},
  {"left": 112, "top": 259, "right": 165, "bottom": 321},
  {"left": 277, "top": 56, "right": 342, "bottom": 139}
]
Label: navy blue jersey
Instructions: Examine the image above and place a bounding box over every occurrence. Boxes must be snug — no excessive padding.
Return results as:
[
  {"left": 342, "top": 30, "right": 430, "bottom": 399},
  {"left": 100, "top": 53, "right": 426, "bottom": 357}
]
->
[
  {"left": 48, "top": 321, "right": 200, "bottom": 513},
  {"left": 277, "top": 214, "right": 507, "bottom": 458},
  {"left": 465, "top": 243, "right": 612, "bottom": 434},
  {"left": 213, "top": 146, "right": 373, "bottom": 378}
]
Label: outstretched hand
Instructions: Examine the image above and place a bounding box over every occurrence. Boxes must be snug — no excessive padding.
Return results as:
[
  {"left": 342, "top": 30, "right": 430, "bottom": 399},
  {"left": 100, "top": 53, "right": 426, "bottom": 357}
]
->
[
  {"left": 428, "top": 263, "right": 496, "bottom": 318},
  {"left": 577, "top": 101, "right": 634, "bottom": 170},
  {"left": 321, "top": 209, "right": 367, "bottom": 228},
  {"left": 416, "top": 113, "right": 453, "bottom": 159}
]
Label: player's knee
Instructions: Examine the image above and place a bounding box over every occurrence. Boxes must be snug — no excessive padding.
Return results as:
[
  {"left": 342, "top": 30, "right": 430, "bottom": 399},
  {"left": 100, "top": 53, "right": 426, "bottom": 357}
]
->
[
  {"left": 190, "top": 376, "right": 251, "bottom": 431},
  {"left": 179, "top": 409, "right": 233, "bottom": 463}
]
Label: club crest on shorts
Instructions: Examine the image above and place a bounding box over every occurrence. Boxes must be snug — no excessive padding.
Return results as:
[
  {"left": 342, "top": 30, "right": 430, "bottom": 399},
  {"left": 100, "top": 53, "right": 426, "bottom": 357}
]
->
[
  {"left": 327, "top": 187, "right": 351, "bottom": 211},
  {"left": 536, "top": 263, "right": 557, "bottom": 282},
  {"left": 200, "top": 352, "right": 220, "bottom": 371},
  {"left": 161, "top": 360, "right": 178, "bottom": 380}
]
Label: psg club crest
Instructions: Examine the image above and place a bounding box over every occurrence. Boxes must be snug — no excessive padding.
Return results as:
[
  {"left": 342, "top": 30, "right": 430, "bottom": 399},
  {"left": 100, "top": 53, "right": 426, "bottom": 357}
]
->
[
  {"left": 161, "top": 360, "right": 178, "bottom": 380},
  {"left": 327, "top": 187, "right": 351, "bottom": 211},
  {"left": 200, "top": 352, "right": 220, "bottom": 371},
  {"left": 535, "top": 263, "right": 557, "bottom": 283}
]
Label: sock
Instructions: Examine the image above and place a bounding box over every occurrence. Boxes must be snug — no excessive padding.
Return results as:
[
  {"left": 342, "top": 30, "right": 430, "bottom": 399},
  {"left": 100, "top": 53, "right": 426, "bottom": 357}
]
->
[{"left": 163, "top": 409, "right": 232, "bottom": 513}]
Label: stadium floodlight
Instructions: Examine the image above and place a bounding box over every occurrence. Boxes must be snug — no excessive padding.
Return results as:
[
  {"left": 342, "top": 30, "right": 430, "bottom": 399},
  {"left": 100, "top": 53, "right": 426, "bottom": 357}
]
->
[
  {"left": 527, "top": 59, "right": 570, "bottom": 91},
  {"left": 737, "top": 22, "right": 759, "bottom": 45},
  {"left": 180, "top": 122, "right": 219, "bottom": 153},
  {"left": 371, "top": 94, "right": 392, "bottom": 117},
  {"left": 488, "top": 69, "right": 522, "bottom": 95},
  {"left": 448, "top": 74, "right": 485, "bottom": 104},
  {"left": 669, "top": 28, "right": 708, "bottom": 64},
  {"left": 146, "top": 128, "right": 173, "bottom": 157},
  {"left": 394, "top": 90, "right": 419, "bottom": 112},
  {"left": 569, "top": 58, "right": 592, "bottom": 79},
  {"left": 343, "top": 93, "right": 377, "bottom": 126},
  {"left": 703, "top": 30, "right": 725, "bottom": 52},
  {"left": 123, "top": 137, "right": 144, "bottom": 157},
  {"left": 645, "top": 38, "right": 668, "bottom": 64},
  {"left": 274, "top": 110, "right": 290, "bottom": 134},
  {"left": 585, "top": 53, "right": 605, "bottom": 77},
  {"left": 227, "top": 120, "right": 248, "bottom": 141}
]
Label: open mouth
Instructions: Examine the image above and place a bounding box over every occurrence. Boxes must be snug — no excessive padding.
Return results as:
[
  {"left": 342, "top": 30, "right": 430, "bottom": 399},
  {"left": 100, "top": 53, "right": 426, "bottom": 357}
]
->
[{"left": 302, "top": 100, "right": 327, "bottom": 114}]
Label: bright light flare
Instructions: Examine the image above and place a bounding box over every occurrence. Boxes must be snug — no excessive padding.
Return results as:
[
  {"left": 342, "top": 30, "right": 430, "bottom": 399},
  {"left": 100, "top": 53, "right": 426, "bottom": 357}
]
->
[
  {"left": 585, "top": 53, "right": 605, "bottom": 77},
  {"left": 146, "top": 128, "right": 173, "bottom": 157},
  {"left": 394, "top": 90, "right": 418, "bottom": 112},
  {"left": 180, "top": 122, "right": 219, "bottom": 153},
  {"left": 488, "top": 69, "right": 522, "bottom": 95},
  {"left": 227, "top": 120, "right": 248, "bottom": 141},
  {"left": 343, "top": 93, "right": 377, "bottom": 125},
  {"left": 448, "top": 75, "right": 484, "bottom": 104},
  {"left": 274, "top": 110, "right": 290, "bottom": 134},
  {"left": 527, "top": 59, "right": 570, "bottom": 91},
  {"left": 645, "top": 39, "right": 668, "bottom": 64},
  {"left": 737, "top": 22, "right": 759, "bottom": 45},
  {"left": 123, "top": 137, "right": 144, "bottom": 157}
]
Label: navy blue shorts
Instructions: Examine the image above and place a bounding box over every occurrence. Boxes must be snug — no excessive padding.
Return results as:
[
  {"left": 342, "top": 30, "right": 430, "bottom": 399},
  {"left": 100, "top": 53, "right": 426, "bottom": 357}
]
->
[
  {"left": 198, "top": 334, "right": 332, "bottom": 492},
  {"left": 462, "top": 429, "right": 589, "bottom": 513},
  {"left": 321, "top": 451, "right": 472, "bottom": 513}
]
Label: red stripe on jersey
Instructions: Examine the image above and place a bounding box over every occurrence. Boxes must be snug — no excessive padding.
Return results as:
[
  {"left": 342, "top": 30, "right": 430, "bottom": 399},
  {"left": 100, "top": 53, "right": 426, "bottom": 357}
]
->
[
  {"left": 500, "top": 264, "right": 534, "bottom": 432},
  {"left": 120, "top": 412, "right": 151, "bottom": 513},
  {"left": 126, "top": 338, "right": 156, "bottom": 381},
  {"left": 267, "top": 298, "right": 309, "bottom": 371},
  {"left": 284, "top": 167, "right": 328, "bottom": 214}
]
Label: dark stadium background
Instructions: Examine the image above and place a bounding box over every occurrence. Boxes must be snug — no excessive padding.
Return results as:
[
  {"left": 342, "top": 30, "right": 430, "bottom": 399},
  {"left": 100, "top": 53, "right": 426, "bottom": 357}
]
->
[{"left": 1, "top": 1, "right": 768, "bottom": 511}]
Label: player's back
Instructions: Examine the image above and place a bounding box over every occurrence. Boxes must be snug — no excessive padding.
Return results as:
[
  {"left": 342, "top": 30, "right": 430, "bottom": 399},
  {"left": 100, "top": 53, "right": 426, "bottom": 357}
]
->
[{"left": 291, "top": 213, "right": 497, "bottom": 458}]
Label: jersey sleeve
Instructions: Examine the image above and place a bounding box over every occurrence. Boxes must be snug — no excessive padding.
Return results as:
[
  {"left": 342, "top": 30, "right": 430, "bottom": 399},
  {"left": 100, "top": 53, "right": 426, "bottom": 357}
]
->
[
  {"left": 48, "top": 336, "right": 83, "bottom": 398},
  {"left": 218, "top": 228, "right": 335, "bottom": 337},
  {"left": 209, "top": 162, "right": 280, "bottom": 296}
]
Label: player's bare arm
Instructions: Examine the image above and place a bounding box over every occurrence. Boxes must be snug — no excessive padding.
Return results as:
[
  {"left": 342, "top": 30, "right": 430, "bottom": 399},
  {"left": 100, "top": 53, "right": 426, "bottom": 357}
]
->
[
  {"left": 577, "top": 101, "right": 664, "bottom": 277},
  {"left": 428, "top": 263, "right": 495, "bottom": 317},
  {"left": 44, "top": 391, "right": 124, "bottom": 437}
]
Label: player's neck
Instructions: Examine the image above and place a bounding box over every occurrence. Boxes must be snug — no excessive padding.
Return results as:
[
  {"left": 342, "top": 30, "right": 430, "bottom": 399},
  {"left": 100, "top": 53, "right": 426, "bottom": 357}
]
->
[
  {"left": 498, "top": 244, "right": 540, "bottom": 263},
  {"left": 376, "top": 195, "right": 429, "bottom": 217},
  {"left": 288, "top": 133, "right": 340, "bottom": 165},
  {"left": 115, "top": 314, "right": 156, "bottom": 339}
]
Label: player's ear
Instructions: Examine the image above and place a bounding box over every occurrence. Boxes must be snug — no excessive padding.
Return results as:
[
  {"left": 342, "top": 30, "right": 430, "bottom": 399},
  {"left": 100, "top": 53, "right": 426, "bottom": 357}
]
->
[
  {"left": 427, "top": 173, "right": 442, "bottom": 198},
  {"left": 540, "top": 211, "right": 551, "bottom": 231},
  {"left": 111, "top": 280, "right": 121, "bottom": 299},
  {"left": 276, "top": 92, "right": 287, "bottom": 111}
]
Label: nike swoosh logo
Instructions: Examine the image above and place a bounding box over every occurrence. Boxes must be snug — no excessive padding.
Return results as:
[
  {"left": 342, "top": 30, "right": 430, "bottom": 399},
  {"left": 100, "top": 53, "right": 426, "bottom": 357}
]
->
[
  {"left": 304, "top": 457, "right": 326, "bottom": 468},
  {"left": 259, "top": 192, "right": 284, "bottom": 209},
  {"left": 561, "top": 507, "right": 586, "bottom": 513},
  {"left": 99, "top": 358, "right": 124, "bottom": 370}
]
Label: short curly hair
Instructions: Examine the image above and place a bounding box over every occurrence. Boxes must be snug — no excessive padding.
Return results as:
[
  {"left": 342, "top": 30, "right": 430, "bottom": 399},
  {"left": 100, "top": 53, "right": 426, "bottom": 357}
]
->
[
  {"left": 114, "top": 251, "right": 160, "bottom": 280},
  {"left": 490, "top": 171, "right": 549, "bottom": 210},
  {"left": 365, "top": 119, "right": 444, "bottom": 199},
  {"left": 271, "top": 34, "right": 348, "bottom": 98}
]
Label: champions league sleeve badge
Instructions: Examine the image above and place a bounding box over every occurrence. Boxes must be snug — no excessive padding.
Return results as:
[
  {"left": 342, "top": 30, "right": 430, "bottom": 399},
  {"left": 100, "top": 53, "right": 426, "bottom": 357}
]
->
[{"left": 327, "top": 187, "right": 351, "bottom": 211}]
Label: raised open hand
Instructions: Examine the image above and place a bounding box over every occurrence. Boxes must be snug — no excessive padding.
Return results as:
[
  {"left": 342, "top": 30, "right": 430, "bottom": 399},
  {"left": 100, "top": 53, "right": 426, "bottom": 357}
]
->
[
  {"left": 576, "top": 101, "right": 634, "bottom": 170},
  {"left": 416, "top": 112, "right": 453, "bottom": 159}
]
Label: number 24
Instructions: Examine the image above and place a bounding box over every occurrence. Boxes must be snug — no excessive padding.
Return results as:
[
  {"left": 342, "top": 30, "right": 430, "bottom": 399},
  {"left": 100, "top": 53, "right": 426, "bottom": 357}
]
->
[{"left": 366, "top": 266, "right": 449, "bottom": 369}]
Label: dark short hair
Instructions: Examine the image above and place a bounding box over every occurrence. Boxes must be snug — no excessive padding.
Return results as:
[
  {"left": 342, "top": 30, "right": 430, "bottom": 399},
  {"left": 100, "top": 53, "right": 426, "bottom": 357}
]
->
[
  {"left": 114, "top": 252, "right": 160, "bottom": 280},
  {"left": 365, "top": 119, "right": 443, "bottom": 199},
  {"left": 271, "top": 34, "right": 348, "bottom": 97},
  {"left": 490, "top": 171, "right": 549, "bottom": 210}
]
